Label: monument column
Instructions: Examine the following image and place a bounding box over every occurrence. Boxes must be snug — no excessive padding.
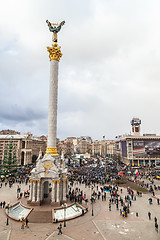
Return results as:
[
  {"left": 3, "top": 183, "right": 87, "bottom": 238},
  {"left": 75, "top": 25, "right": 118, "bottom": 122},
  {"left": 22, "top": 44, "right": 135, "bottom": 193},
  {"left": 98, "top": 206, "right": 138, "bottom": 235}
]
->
[{"left": 46, "top": 20, "right": 65, "bottom": 156}]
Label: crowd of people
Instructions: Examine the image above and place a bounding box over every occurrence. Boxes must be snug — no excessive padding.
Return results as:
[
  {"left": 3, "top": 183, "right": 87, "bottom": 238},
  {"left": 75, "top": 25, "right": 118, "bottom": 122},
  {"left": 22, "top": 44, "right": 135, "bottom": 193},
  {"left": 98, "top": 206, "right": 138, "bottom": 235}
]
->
[{"left": 0, "top": 157, "right": 160, "bottom": 235}]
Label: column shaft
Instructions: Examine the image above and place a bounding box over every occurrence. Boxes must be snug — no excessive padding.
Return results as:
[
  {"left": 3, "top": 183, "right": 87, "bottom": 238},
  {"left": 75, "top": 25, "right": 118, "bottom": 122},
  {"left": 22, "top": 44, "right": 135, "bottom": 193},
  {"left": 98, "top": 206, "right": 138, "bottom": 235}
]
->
[
  {"left": 28, "top": 181, "right": 33, "bottom": 201},
  {"left": 47, "top": 60, "right": 58, "bottom": 149},
  {"left": 36, "top": 181, "right": 40, "bottom": 202},
  {"left": 32, "top": 181, "right": 36, "bottom": 202},
  {"left": 56, "top": 182, "right": 60, "bottom": 202},
  {"left": 63, "top": 180, "right": 66, "bottom": 201},
  {"left": 52, "top": 182, "right": 55, "bottom": 202}
]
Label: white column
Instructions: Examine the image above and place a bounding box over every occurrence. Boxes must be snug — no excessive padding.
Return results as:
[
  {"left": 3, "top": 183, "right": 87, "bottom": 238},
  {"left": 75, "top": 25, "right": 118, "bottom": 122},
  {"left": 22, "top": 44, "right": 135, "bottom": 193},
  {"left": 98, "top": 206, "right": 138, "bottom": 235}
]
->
[
  {"left": 66, "top": 180, "right": 68, "bottom": 196},
  {"left": 47, "top": 60, "right": 58, "bottom": 149},
  {"left": 28, "top": 181, "right": 33, "bottom": 201},
  {"left": 52, "top": 181, "right": 56, "bottom": 202},
  {"left": 32, "top": 181, "right": 36, "bottom": 202},
  {"left": 36, "top": 180, "right": 40, "bottom": 202},
  {"left": 56, "top": 180, "right": 60, "bottom": 202},
  {"left": 63, "top": 179, "right": 66, "bottom": 201},
  {"left": 40, "top": 182, "right": 44, "bottom": 201}
]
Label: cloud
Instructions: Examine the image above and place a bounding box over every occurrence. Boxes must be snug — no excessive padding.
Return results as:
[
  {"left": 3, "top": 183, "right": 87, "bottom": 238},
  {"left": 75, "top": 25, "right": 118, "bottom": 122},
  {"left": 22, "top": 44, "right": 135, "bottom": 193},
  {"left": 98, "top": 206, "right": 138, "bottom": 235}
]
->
[{"left": 0, "top": 0, "right": 160, "bottom": 140}]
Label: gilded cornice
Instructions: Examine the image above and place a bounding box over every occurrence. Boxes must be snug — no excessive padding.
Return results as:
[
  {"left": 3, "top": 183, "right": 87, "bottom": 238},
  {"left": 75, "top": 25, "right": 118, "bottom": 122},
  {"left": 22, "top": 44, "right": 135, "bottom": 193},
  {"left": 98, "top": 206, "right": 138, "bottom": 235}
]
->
[{"left": 46, "top": 147, "right": 58, "bottom": 156}]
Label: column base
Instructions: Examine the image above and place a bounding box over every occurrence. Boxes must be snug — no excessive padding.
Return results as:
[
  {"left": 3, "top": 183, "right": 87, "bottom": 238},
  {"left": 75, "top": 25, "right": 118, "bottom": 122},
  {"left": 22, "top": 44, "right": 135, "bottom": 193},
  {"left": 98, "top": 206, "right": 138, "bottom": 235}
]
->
[
  {"left": 29, "top": 201, "right": 40, "bottom": 206},
  {"left": 61, "top": 200, "right": 67, "bottom": 204},
  {"left": 51, "top": 202, "right": 60, "bottom": 207}
]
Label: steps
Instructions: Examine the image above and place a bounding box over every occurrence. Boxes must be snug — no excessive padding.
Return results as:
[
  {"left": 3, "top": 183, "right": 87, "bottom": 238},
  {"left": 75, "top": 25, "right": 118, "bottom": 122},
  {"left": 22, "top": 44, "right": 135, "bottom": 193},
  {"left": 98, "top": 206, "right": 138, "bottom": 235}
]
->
[{"left": 28, "top": 210, "right": 52, "bottom": 223}]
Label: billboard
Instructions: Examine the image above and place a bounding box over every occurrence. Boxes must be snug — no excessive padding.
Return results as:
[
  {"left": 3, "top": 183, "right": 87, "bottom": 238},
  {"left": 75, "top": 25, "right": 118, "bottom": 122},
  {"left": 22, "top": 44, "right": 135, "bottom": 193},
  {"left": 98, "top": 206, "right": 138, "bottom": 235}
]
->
[
  {"left": 131, "top": 119, "right": 141, "bottom": 125},
  {"left": 133, "top": 139, "right": 160, "bottom": 158},
  {"left": 121, "top": 141, "right": 127, "bottom": 157}
]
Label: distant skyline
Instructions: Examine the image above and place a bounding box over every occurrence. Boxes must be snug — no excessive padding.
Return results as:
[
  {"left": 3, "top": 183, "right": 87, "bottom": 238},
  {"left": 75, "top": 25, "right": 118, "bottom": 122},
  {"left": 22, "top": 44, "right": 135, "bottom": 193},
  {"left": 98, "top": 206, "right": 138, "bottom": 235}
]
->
[{"left": 0, "top": 0, "right": 160, "bottom": 141}]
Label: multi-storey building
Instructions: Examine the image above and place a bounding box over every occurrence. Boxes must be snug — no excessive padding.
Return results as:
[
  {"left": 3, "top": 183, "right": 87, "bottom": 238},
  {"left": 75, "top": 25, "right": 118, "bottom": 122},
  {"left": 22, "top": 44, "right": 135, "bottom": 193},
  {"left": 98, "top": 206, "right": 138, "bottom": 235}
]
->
[
  {"left": 106, "top": 140, "right": 115, "bottom": 156},
  {"left": 77, "top": 139, "right": 88, "bottom": 154},
  {"left": 91, "top": 140, "right": 112, "bottom": 157},
  {"left": 0, "top": 132, "right": 47, "bottom": 166},
  {"left": 0, "top": 129, "right": 20, "bottom": 135},
  {"left": 115, "top": 118, "right": 160, "bottom": 167},
  {"left": 115, "top": 135, "right": 160, "bottom": 167},
  {"left": 92, "top": 140, "right": 102, "bottom": 156},
  {"left": 57, "top": 137, "right": 76, "bottom": 156}
]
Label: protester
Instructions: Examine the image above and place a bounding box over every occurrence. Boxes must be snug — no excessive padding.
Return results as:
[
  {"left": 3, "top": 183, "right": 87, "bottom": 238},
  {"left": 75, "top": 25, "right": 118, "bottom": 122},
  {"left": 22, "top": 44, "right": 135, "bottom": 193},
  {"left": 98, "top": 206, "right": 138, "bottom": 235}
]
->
[
  {"left": 25, "top": 217, "right": 29, "bottom": 228},
  {"left": 21, "top": 218, "right": 25, "bottom": 229},
  {"left": 148, "top": 212, "right": 151, "bottom": 220},
  {"left": 58, "top": 223, "right": 62, "bottom": 235}
]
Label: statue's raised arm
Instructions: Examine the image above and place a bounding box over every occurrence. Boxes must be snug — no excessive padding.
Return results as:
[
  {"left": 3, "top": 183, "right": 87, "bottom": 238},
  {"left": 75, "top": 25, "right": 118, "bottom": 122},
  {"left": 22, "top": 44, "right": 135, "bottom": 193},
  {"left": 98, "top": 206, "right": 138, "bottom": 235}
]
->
[
  {"left": 46, "top": 20, "right": 65, "bottom": 43},
  {"left": 56, "top": 21, "right": 65, "bottom": 33}
]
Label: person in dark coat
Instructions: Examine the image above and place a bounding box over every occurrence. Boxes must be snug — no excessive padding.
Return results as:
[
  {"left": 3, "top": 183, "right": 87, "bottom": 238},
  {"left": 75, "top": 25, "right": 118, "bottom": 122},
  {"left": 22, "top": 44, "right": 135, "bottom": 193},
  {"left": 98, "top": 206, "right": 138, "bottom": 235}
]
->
[
  {"left": 148, "top": 212, "right": 151, "bottom": 220},
  {"left": 25, "top": 217, "right": 29, "bottom": 228},
  {"left": 155, "top": 222, "right": 158, "bottom": 232},
  {"left": 58, "top": 223, "right": 62, "bottom": 235}
]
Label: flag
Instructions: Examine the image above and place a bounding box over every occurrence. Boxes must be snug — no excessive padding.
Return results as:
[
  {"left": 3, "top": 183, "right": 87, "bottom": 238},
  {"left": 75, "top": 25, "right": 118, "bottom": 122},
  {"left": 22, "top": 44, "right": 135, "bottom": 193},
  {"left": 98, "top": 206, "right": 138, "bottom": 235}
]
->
[
  {"left": 103, "top": 136, "right": 105, "bottom": 140},
  {"left": 104, "top": 190, "right": 110, "bottom": 193}
]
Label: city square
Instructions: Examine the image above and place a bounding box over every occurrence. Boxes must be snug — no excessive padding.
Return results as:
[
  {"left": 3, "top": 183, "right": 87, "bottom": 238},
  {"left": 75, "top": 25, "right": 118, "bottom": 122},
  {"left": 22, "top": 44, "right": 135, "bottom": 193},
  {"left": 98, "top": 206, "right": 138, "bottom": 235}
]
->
[
  {"left": 1, "top": 0, "right": 160, "bottom": 239},
  {"left": 0, "top": 174, "right": 160, "bottom": 239}
]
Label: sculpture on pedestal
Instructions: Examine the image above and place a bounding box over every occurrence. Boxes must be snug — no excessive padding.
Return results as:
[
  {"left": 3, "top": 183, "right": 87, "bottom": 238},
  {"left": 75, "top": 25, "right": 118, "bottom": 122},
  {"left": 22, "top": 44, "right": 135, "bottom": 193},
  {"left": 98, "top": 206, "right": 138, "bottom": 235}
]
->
[
  {"left": 28, "top": 20, "right": 68, "bottom": 206},
  {"left": 46, "top": 20, "right": 65, "bottom": 43}
]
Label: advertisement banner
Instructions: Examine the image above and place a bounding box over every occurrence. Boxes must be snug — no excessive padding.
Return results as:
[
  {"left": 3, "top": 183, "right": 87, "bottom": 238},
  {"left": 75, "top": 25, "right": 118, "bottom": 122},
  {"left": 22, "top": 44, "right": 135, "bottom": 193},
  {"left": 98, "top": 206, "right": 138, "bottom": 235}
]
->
[
  {"left": 121, "top": 141, "right": 127, "bottom": 157},
  {"left": 133, "top": 139, "right": 160, "bottom": 158}
]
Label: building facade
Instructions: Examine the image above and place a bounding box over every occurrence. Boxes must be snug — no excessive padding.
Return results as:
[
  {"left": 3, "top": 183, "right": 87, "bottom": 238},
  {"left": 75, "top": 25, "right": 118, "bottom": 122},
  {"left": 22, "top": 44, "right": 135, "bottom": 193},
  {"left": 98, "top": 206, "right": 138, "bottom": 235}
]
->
[
  {"left": 115, "top": 135, "right": 160, "bottom": 167},
  {"left": 0, "top": 132, "right": 47, "bottom": 166}
]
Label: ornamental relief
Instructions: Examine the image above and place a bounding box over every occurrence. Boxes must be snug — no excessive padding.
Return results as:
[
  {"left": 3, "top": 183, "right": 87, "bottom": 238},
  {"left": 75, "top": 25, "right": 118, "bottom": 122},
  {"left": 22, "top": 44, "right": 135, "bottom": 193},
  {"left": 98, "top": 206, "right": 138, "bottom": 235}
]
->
[{"left": 43, "top": 162, "right": 53, "bottom": 175}]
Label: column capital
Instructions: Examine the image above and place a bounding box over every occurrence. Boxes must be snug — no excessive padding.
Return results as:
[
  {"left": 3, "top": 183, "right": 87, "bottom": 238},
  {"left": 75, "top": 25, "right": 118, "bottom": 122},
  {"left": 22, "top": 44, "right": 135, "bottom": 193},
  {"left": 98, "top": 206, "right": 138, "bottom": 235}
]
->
[
  {"left": 52, "top": 180, "right": 56, "bottom": 183},
  {"left": 57, "top": 180, "right": 60, "bottom": 184},
  {"left": 62, "top": 179, "right": 67, "bottom": 183},
  {"left": 47, "top": 45, "right": 62, "bottom": 62}
]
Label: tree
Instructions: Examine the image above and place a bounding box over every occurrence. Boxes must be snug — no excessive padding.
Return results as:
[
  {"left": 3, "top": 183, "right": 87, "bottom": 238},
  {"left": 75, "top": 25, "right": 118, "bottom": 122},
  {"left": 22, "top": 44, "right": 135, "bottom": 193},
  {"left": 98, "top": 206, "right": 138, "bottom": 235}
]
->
[{"left": 1, "top": 140, "right": 18, "bottom": 179}]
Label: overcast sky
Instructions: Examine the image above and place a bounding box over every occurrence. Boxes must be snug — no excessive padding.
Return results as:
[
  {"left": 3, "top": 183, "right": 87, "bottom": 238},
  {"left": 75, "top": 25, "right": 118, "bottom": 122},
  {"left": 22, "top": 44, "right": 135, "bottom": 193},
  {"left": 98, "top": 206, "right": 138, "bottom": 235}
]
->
[{"left": 0, "top": 0, "right": 160, "bottom": 141}]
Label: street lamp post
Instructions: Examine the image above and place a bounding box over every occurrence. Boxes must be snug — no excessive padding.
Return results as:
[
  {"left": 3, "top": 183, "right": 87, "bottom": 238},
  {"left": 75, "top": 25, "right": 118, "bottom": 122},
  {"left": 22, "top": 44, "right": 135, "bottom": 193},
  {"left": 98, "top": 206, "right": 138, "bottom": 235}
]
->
[
  {"left": 6, "top": 215, "right": 9, "bottom": 226},
  {"left": 92, "top": 199, "right": 94, "bottom": 216},
  {"left": 64, "top": 203, "right": 67, "bottom": 227},
  {"left": 6, "top": 203, "right": 9, "bottom": 225}
]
